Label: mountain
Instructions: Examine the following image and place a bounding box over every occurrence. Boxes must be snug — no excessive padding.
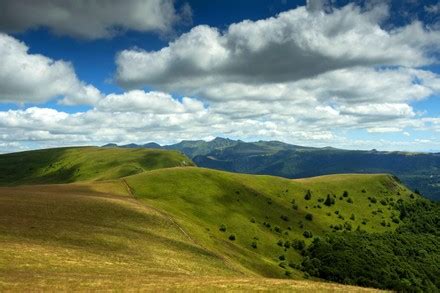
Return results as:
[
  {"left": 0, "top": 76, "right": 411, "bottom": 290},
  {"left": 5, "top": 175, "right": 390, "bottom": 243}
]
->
[
  {"left": 1, "top": 147, "right": 438, "bottom": 291},
  {"left": 192, "top": 142, "right": 440, "bottom": 201},
  {"left": 164, "top": 137, "right": 238, "bottom": 157},
  {"left": 104, "top": 138, "right": 440, "bottom": 201}
]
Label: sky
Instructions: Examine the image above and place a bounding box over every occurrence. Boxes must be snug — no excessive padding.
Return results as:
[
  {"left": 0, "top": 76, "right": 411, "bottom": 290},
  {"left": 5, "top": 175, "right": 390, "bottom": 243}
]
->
[{"left": 0, "top": 0, "right": 440, "bottom": 153}]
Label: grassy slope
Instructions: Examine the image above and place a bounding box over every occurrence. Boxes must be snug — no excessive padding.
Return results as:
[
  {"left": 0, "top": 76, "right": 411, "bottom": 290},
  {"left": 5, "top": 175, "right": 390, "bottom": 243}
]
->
[
  {"left": 0, "top": 146, "right": 193, "bottom": 185},
  {"left": 126, "top": 167, "right": 417, "bottom": 279},
  {"left": 0, "top": 147, "right": 409, "bottom": 290},
  {"left": 0, "top": 182, "right": 240, "bottom": 290}
]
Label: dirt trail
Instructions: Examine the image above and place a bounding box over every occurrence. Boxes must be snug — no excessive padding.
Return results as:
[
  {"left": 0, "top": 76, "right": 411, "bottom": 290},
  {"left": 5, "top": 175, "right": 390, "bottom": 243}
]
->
[
  {"left": 121, "top": 179, "right": 194, "bottom": 243},
  {"left": 120, "top": 178, "right": 249, "bottom": 276}
]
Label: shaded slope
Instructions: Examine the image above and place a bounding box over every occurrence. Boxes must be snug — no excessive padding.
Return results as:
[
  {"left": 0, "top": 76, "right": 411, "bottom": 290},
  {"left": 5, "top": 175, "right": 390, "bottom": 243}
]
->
[{"left": 0, "top": 147, "right": 193, "bottom": 185}]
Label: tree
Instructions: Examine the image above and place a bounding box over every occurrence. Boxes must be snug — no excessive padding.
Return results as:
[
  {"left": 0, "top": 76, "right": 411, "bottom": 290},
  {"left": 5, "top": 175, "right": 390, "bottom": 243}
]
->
[
  {"left": 229, "top": 234, "right": 236, "bottom": 241},
  {"left": 305, "top": 213, "right": 313, "bottom": 221},
  {"left": 304, "top": 190, "right": 312, "bottom": 200},
  {"left": 324, "top": 194, "right": 334, "bottom": 206},
  {"left": 303, "top": 230, "right": 313, "bottom": 238}
]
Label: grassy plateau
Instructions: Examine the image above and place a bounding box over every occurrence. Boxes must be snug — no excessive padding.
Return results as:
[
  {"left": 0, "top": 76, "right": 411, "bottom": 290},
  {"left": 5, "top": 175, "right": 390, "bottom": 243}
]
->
[{"left": 0, "top": 147, "right": 420, "bottom": 291}]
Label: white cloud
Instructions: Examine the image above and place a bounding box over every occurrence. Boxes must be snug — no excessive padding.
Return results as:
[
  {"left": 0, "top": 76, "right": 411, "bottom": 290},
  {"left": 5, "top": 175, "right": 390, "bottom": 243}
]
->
[
  {"left": 116, "top": 4, "right": 440, "bottom": 89},
  {"left": 111, "top": 2, "right": 440, "bottom": 153},
  {"left": 97, "top": 90, "right": 204, "bottom": 114},
  {"left": 0, "top": 33, "right": 102, "bottom": 104},
  {"left": 1, "top": 1, "right": 440, "bottom": 153},
  {"left": 0, "top": 0, "right": 189, "bottom": 39},
  {"left": 425, "top": 3, "right": 440, "bottom": 14}
]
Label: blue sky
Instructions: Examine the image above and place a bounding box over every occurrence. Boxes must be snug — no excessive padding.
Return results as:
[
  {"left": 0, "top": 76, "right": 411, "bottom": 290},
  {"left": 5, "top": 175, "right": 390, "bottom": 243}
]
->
[{"left": 0, "top": 0, "right": 440, "bottom": 152}]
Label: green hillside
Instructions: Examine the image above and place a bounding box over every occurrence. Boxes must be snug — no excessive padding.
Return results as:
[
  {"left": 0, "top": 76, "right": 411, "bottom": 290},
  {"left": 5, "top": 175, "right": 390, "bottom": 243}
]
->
[
  {"left": 107, "top": 137, "right": 440, "bottom": 201},
  {"left": 0, "top": 182, "right": 241, "bottom": 290},
  {"left": 0, "top": 146, "right": 193, "bottom": 185},
  {"left": 0, "top": 147, "right": 437, "bottom": 291},
  {"left": 126, "top": 167, "right": 416, "bottom": 279}
]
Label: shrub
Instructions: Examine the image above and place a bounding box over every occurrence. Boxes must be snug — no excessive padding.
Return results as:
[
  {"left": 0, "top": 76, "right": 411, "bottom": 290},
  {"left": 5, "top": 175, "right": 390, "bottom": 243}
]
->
[
  {"left": 303, "top": 230, "right": 313, "bottom": 238},
  {"left": 277, "top": 240, "right": 284, "bottom": 247},
  {"left": 280, "top": 215, "right": 289, "bottom": 222},
  {"left": 370, "top": 197, "right": 377, "bottom": 204},
  {"left": 344, "top": 221, "right": 352, "bottom": 231},
  {"left": 324, "top": 194, "right": 335, "bottom": 206},
  {"left": 228, "top": 234, "right": 236, "bottom": 241},
  {"left": 292, "top": 203, "right": 298, "bottom": 210},
  {"left": 380, "top": 199, "right": 388, "bottom": 206},
  {"left": 250, "top": 217, "right": 256, "bottom": 223},
  {"left": 219, "top": 224, "right": 227, "bottom": 232},
  {"left": 251, "top": 241, "right": 257, "bottom": 249},
  {"left": 343, "top": 191, "right": 349, "bottom": 197},
  {"left": 284, "top": 241, "right": 291, "bottom": 249},
  {"left": 350, "top": 213, "right": 356, "bottom": 221},
  {"left": 293, "top": 239, "right": 306, "bottom": 250},
  {"left": 274, "top": 226, "right": 282, "bottom": 233},
  {"left": 289, "top": 261, "right": 301, "bottom": 269},
  {"left": 347, "top": 198, "right": 353, "bottom": 204},
  {"left": 279, "top": 255, "right": 286, "bottom": 261},
  {"left": 304, "top": 190, "right": 312, "bottom": 200},
  {"left": 305, "top": 213, "right": 313, "bottom": 221}
]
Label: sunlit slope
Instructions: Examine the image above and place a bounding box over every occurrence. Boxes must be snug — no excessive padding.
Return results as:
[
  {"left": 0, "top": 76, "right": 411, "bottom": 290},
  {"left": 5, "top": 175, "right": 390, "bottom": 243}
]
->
[
  {"left": 0, "top": 182, "right": 240, "bottom": 290},
  {"left": 126, "top": 167, "right": 417, "bottom": 279},
  {"left": 0, "top": 181, "right": 383, "bottom": 292},
  {"left": 0, "top": 147, "right": 193, "bottom": 185}
]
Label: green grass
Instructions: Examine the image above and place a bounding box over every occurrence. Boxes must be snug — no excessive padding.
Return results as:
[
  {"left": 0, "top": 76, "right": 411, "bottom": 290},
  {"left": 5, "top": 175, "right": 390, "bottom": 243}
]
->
[
  {"left": 125, "top": 167, "right": 417, "bottom": 279},
  {"left": 0, "top": 146, "right": 193, "bottom": 185},
  {"left": 0, "top": 147, "right": 414, "bottom": 290},
  {"left": 0, "top": 183, "right": 240, "bottom": 290}
]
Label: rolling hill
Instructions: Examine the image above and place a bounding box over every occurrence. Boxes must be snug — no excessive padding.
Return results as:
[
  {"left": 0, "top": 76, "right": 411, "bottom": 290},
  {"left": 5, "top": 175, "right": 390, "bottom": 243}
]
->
[
  {"left": 0, "top": 147, "right": 438, "bottom": 291},
  {"left": 106, "top": 137, "right": 440, "bottom": 201},
  {"left": 0, "top": 146, "right": 193, "bottom": 185}
]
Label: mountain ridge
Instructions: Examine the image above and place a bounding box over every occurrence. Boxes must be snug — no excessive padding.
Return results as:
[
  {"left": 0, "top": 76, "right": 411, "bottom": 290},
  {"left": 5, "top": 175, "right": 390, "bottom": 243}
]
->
[{"left": 102, "top": 137, "right": 440, "bottom": 200}]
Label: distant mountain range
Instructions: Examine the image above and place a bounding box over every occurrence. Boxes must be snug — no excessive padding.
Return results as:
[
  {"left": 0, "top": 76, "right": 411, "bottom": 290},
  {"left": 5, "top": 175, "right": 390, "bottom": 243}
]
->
[{"left": 103, "top": 137, "right": 440, "bottom": 201}]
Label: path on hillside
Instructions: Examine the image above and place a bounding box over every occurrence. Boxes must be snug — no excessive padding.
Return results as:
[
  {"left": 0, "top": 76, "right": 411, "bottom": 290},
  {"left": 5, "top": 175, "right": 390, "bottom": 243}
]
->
[
  {"left": 120, "top": 177, "right": 248, "bottom": 276},
  {"left": 121, "top": 178, "right": 194, "bottom": 243}
]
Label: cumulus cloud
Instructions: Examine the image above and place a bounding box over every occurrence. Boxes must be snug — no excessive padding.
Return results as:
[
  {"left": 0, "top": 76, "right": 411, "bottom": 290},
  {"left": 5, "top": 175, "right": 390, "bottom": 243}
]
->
[
  {"left": 0, "top": 33, "right": 101, "bottom": 104},
  {"left": 1, "top": 1, "right": 440, "bottom": 153},
  {"left": 97, "top": 90, "right": 204, "bottom": 114},
  {"left": 0, "top": 0, "right": 189, "bottom": 39},
  {"left": 116, "top": 3, "right": 440, "bottom": 89},
  {"left": 110, "top": 2, "right": 440, "bottom": 152}
]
